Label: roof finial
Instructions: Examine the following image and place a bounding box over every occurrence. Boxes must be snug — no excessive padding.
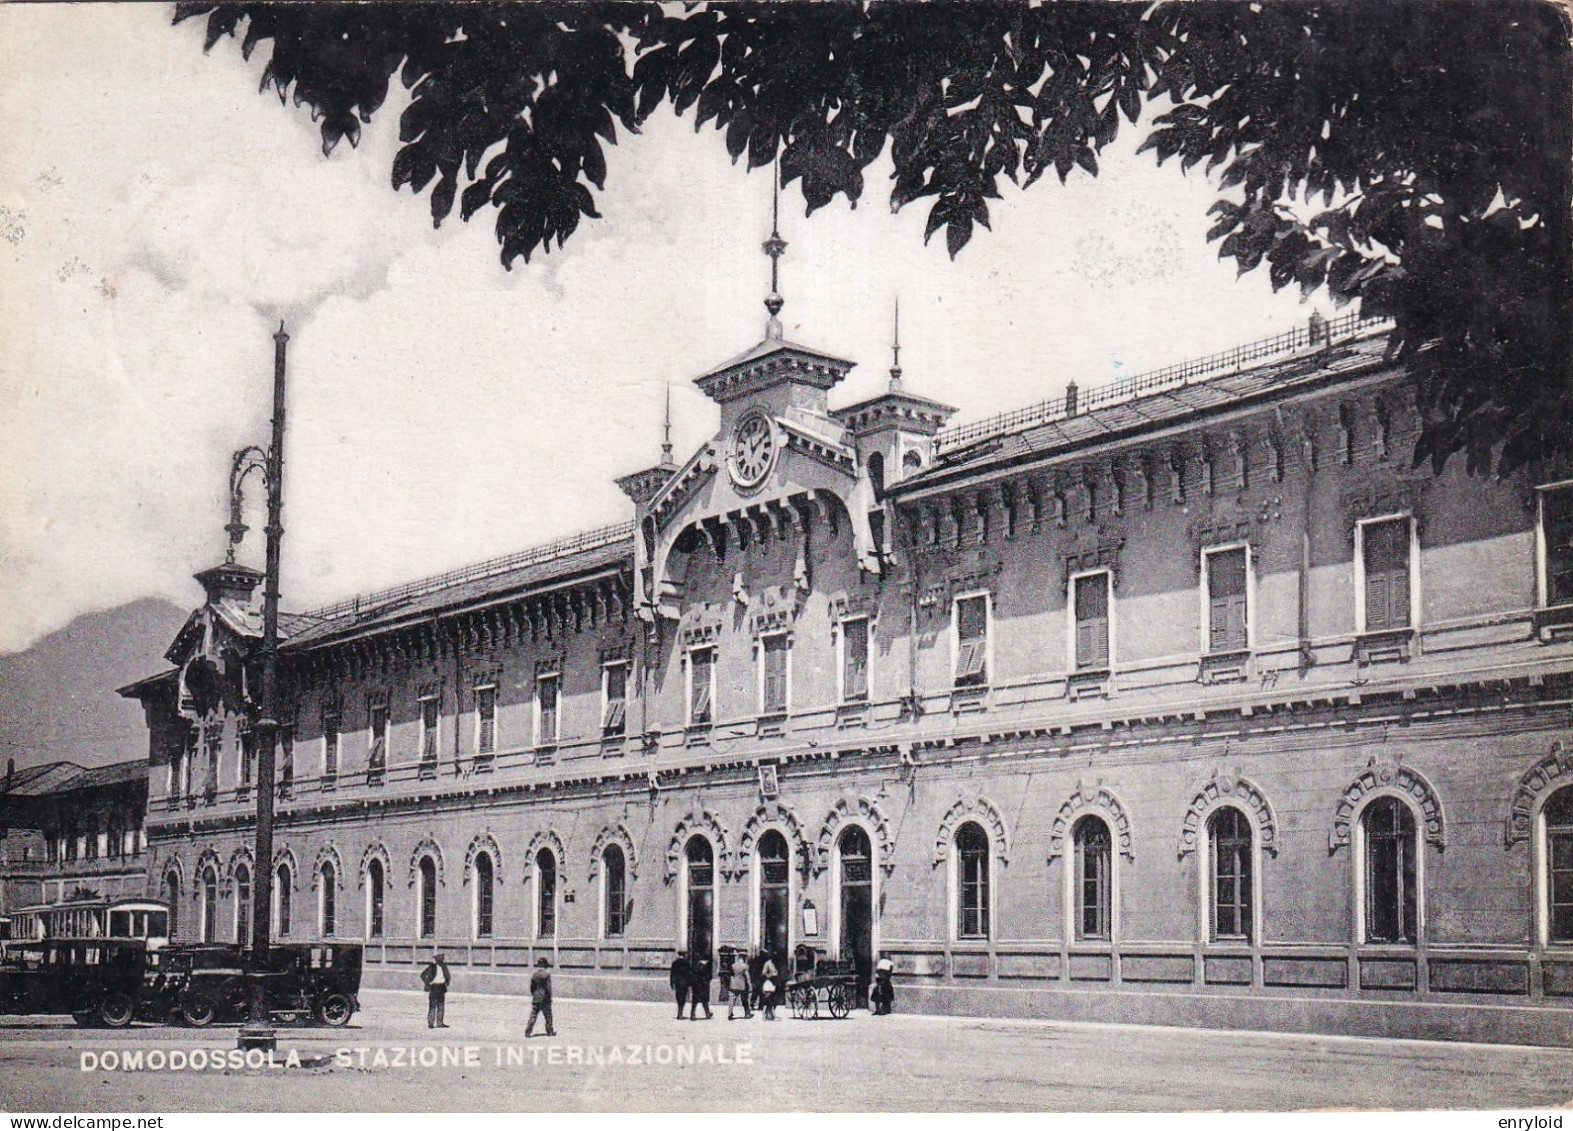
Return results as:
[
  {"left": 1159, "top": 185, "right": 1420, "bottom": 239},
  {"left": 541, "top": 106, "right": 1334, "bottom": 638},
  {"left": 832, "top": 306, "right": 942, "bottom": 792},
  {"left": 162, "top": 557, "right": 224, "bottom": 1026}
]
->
[
  {"left": 660, "top": 383, "right": 674, "bottom": 468},
  {"left": 762, "top": 157, "right": 787, "bottom": 341},
  {"left": 889, "top": 295, "right": 903, "bottom": 391}
]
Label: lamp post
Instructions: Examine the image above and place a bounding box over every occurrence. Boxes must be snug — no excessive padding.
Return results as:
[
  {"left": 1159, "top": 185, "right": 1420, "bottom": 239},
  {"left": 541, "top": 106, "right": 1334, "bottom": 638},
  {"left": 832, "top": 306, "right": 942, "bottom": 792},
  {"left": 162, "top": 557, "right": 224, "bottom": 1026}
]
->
[{"left": 235, "top": 322, "right": 289, "bottom": 1053}]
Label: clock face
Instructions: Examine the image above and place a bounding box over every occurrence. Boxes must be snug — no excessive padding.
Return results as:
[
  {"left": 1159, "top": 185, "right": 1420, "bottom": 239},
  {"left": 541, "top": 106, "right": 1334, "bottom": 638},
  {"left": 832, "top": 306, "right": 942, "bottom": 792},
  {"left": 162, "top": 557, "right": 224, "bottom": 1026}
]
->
[{"left": 729, "top": 412, "right": 776, "bottom": 488}]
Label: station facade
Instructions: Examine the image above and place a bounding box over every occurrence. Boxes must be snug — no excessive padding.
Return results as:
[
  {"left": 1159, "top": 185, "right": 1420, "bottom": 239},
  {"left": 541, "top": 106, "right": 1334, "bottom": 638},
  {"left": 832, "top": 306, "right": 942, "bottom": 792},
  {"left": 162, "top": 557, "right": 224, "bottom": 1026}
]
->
[{"left": 120, "top": 299, "right": 1573, "bottom": 1044}]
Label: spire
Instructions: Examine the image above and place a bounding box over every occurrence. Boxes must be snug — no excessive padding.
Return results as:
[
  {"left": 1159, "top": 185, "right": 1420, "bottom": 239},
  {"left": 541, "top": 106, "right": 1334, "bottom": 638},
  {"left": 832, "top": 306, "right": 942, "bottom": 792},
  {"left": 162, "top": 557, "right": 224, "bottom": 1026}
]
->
[
  {"left": 762, "top": 159, "right": 787, "bottom": 341},
  {"left": 889, "top": 296, "right": 903, "bottom": 391},
  {"left": 660, "top": 383, "right": 674, "bottom": 469}
]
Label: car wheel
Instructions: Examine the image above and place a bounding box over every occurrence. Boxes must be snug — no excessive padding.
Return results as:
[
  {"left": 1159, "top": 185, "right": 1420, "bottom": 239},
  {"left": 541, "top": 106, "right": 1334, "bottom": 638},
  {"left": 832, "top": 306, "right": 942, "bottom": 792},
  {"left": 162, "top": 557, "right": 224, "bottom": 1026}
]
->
[
  {"left": 98, "top": 993, "right": 136, "bottom": 1029},
  {"left": 180, "top": 996, "right": 217, "bottom": 1028},
  {"left": 315, "top": 992, "right": 353, "bottom": 1027}
]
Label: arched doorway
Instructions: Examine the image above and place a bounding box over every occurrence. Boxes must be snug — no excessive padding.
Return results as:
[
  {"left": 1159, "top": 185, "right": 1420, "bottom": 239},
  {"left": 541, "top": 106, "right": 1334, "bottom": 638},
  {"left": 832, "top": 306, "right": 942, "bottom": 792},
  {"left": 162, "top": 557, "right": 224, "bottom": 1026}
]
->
[
  {"left": 837, "top": 825, "right": 874, "bottom": 1007},
  {"left": 685, "top": 835, "right": 715, "bottom": 965},
  {"left": 757, "top": 830, "right": 790, "bottom": 969}
]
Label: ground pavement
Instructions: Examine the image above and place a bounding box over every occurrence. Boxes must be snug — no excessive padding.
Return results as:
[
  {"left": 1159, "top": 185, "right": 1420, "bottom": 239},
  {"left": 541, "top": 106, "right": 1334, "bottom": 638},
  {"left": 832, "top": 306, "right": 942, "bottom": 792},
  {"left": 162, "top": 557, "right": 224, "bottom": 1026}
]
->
[{"left": 2, "top": 989, "right": 1571, "bottom": 1112}]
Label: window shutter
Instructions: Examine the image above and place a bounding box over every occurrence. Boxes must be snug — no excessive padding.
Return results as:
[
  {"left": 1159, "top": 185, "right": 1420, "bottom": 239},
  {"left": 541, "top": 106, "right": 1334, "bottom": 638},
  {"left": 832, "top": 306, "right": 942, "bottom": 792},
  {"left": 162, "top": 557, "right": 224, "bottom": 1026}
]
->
[
  {"left": 604, "top": 698, "right": 626, "bottom": 731},
  {"left": 692, "top": 676, "right": 711, "bottom": 722},
  {"left": 1366, "top": 571, "right": 1392, "bottom": 630},
  {"left": 1388, "top": 566, "right": 1411, "bottom": 628}
]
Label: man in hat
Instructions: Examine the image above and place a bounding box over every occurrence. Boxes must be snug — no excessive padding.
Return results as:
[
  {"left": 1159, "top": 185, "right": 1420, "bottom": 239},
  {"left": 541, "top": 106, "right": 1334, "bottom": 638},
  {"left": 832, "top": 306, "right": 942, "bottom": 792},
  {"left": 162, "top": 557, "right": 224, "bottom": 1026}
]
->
[
  {"left": 420, "top": 952, "right": 451, "bottom": 1029},
  {"left": 669, "top": 950, "right": 692, "bottom": 1019},
  {"left": 525, "top": 955, "right": 555, "bottom": 1037}
]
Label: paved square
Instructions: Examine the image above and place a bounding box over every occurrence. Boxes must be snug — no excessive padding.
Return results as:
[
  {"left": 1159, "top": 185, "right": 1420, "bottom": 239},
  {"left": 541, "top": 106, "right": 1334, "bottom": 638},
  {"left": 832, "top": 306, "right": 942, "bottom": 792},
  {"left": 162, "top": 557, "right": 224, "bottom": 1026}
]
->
[{"left": 2, "top": 990, "right": 1571, "bottom": 1112}]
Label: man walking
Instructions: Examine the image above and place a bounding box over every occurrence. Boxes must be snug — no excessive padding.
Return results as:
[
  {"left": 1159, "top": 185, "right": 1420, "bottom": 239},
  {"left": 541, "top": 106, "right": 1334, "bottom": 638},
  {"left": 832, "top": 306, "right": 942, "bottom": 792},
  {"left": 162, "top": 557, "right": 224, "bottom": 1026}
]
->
[
  {"left": 669, "top": 950, "right": 692, "bottom": 1019},
  {"left": 689, "top": 952, "right": 713, "bottom": 1020},
  {"left": 420, "top": 952, "right": 451, "bottom": 1029},
  {"left": 525, "top": 955, "right": 555, "bottom": 1038}
]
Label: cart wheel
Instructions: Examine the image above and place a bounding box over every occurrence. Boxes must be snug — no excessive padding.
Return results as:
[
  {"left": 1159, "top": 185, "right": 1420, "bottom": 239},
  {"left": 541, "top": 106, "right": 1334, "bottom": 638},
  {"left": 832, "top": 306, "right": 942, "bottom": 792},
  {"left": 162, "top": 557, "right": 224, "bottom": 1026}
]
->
[
  {"left": 180, "top": 996, "right": 217, "bottom": 1028},
  {"left": 827, "top": 984, "right": 851, "bottom": 1019},
  {"left": 789, "top": 985, "right": 809, "bottom": 1019},
  {"left": 98, "top": 993, "right": 136, "bottom": 1029},
  {"left": 316, "top": 992, "right": 354, "bottom": 1027}
]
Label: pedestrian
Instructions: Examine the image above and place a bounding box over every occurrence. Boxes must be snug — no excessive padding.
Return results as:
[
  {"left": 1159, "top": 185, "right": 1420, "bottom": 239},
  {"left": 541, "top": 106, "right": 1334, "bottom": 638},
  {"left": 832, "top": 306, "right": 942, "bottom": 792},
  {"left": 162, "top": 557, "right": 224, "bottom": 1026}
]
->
[
  {"left": 525, "top": 955, "right": 555, "bottom": 1037},
  {"left": 727, "top": 952, "right": 752, "bottom": 1020},
  {"left": 872, "top": 953, "right": 895, "bottom": 1015},
  {"left": 747, "top": 949, "right": 766, "bottom": 1013},
  {"left": 419, "top": 952, "right": 451, "bottom": 1029},
  {"left": 689, "top": 952, "right": 713, "bottom": 1020},
  {"left": 669, "top": 950, "right": 692, "bottom": 1019},
  {"left": 760, "top": 955, "right": 779, "bottom": 1021}
]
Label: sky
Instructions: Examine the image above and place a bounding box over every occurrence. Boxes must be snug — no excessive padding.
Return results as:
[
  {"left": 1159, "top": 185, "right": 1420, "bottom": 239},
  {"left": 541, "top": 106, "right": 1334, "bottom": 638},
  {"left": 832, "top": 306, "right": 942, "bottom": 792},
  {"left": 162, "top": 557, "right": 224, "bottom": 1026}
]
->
[{"left": 0, "top": 3, "right": 1317, "bottom": 655}]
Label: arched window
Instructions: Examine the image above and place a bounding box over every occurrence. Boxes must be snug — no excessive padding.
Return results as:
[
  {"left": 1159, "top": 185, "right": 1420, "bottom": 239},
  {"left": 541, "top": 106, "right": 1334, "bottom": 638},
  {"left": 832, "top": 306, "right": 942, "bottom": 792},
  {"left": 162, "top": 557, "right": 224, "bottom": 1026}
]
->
[
  {"left": 684, "top": 835, "right": 714, "bottom": 962},
  {"left": 274, "top": 863, "right": 292, "bottom": 937},
  {"left": 474, "top": 853, "right": 494, "bottom": 939},
  {"left": 1209, "top": 807, "right": 1253, "bottom": 943},
  {"left": 163, "top": 870, "right": 181, "bottom": 939},
  {"left": 418, "top": 856, "right": 437, "bottom": 940},
  {"left": 366, "top": 859, "right": 385, "bottom": 940},
  {"left": 758, "top": 830, "right": 791, "bottom": 964},
  {"left": 535, "top": 848, "right": 557, "bottom": 939},
  {"left": 955, "top": 822, "right": 990, "bottom": 941},
  {"left": 603, "top": 845, "right": 627, "bottom": 939},
  {"left": 1545, "top": 787, "right": 1573, "bottom": 944},
  {"left": 319, "top": 861, "right": 337, "bottom": 938},
  {"left": 1364, "top": 797, "right": 1417, "bottom": 944},
  {"left": 1073, "top": 816, "right": 1111, "bottom": 942},
  {"left": 234, "top": 864, "right": 252, "bottom": 946},
  {"left": 200, "top": 866, "right": 218, "bottom": 943}
]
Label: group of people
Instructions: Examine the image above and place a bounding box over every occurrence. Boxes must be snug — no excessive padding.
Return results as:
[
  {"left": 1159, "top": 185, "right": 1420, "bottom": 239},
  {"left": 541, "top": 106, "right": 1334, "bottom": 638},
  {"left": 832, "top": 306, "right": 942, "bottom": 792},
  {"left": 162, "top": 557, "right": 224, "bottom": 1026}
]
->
[
  {"left": 421, "top": 952, "right": 556, "bottom": 1037},
  {"left": 671, "top": 949, "right": 897, "bottom": 1020},
  {"left": 419, "top": 948, "right": 895, "bottom": 1034}
]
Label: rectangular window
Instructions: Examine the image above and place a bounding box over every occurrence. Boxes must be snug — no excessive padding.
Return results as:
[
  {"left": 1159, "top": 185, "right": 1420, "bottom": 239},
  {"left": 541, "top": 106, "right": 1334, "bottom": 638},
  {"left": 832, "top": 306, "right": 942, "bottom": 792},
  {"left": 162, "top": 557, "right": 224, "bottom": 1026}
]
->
[
  {"left": 321, "top": 709, "right": 340, "bottom": 786},
  {"left": 841, "top": 617, "right": 870, "bottom": 703},
  {"left": 1361, "top": 517, "right": 1413, "bottom": 631},
  {"left": 602, "top": 662, "right": 628, "bottom": 737},
  {"left": 536, "top": 674, "right": 560, "bottom": 746},
  {"left": 278, "top": 725, "right": 295, "bottom": 799},
  {"left": 475, "top": 686, "right": 497, "bottom": 757},
  {"left": 203, "top": 730, "right": 220, "bottom": 803},
  {"left": 1206, "top": 547, "right": 1249, "bottom": 654},
  {"left": 419, "top": 696, "right": 440, "bottom": 775},
  {"left": 1541, "top": 483, "right": 1573, "bottom": 608},
  {"left": 367, "top": 703, "right": 388, "bottom": 783},
  {"left": 237, "top": 727, "right": 255, "bottom": 792},
  {"left": 1073, "top": 572, "right": 1111, "bottom": 670},
  {"left": 761, "top": 633, "right": 789, "bottom": 715},
  {"left": 688, "top": 647, "right": 715, "bottom": 725},
  {"left": 954, "top": 594, "right": 989, "bottom": 688}
]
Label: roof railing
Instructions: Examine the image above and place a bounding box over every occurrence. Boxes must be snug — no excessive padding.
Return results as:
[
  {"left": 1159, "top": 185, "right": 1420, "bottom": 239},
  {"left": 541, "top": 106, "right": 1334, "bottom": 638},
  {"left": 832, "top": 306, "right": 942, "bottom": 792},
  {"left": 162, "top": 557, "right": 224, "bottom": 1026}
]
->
[
  {"left": 300, "top": 520, "right": 635, "bottom": 622},
  {"left": 935, "top": 311, "right": 1391, "bottom": 454}
]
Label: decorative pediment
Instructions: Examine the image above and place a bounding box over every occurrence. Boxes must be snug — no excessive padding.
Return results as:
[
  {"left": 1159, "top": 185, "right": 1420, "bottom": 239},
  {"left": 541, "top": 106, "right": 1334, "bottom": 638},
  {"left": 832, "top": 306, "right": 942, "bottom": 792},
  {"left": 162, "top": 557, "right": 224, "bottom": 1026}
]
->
[
  {"left": 1048, "top": 783, "right": 1134, "bottom": 861},
  {"left": 312, "top": 844, "right": 344, "bottom": 888},
  {"left": 358, "top": 841, "right": 391, "bottom": 888},
  {"left": 524, "top": 828, "right": 569, "bottom": 871},
  {"left": 665, "top": 809, "right": 732, "bottom": 883},
  {"left": 1330, "top": 761, "right": 1444, "bottom": 852},
  {"left": 589, "top": 824, "right": 640, "bottom": 883},
  {"left": 815, "top": 796, "right": 896, "bottom": 877},
  {"left": 738, "top": 802, "right": 811, "bottom": 877},
  {"left": 932, "top": 797, "right": 1010, "bottom": 868},
  {"left": 1178, "top": 772, "right": 1278, "bottom": 858},
  {"left": 1506, "top": 741, "right": 1573, "bottom": 847},
  {"left": 463, "top": 832, "right": 505, "bottom": 884},
  {"left": 748, "top": 585, "right": 801, "bottom": 637},
  {"left": 408, "top": 835, "right": 445, "bottom": 887}
]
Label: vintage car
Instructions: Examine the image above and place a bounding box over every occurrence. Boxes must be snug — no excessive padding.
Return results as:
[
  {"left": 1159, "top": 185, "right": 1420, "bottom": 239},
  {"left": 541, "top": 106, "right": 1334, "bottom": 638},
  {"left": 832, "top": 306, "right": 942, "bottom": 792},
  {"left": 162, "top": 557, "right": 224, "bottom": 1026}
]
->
[
  {"left": 162, "top": 942, "right": 361, "bottom": 1028},
  {"left": 0, "top": 937, "right": 166, "bottom": 1027}
]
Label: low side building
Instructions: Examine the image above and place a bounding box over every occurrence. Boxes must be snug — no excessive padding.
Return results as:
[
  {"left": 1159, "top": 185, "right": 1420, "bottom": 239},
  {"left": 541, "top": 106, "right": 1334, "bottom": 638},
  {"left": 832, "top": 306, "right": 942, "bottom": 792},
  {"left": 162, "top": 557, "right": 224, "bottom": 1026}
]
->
[
  {"left": 0, "top": 759, "right": 149, "bottom": 927},
  {"left": 120, "top": 304, "right": 1573, "bottom": 1045}
]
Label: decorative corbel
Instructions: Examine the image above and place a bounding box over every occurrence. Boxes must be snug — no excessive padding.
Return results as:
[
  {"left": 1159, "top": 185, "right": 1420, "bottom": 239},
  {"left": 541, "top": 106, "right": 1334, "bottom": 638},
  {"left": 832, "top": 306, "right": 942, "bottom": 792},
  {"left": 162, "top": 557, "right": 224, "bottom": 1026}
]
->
[
  {"left": 1199, "top": 437, "right": 1215, "bottom": 497},
  {"left": 1167, "top": 446, "right": 1185, "bottom": 505},
  {"left": 1337, "top": 403, "right": 1354, "bottom": 465},
  {"left": 1373, "top": 398, "right": 1391, "bottom": 461},
  {"left": 1109, "top": 462, "right": 1125, "bottom": 517},
  {"left": 1081, "top": 466, "right": 1097, "bottom": 523}
]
